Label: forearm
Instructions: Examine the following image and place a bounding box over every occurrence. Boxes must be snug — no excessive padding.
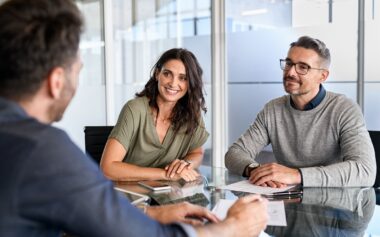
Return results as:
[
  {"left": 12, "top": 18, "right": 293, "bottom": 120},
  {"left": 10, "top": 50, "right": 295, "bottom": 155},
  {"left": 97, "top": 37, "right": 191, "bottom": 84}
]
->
[
  {"left": 102, "top": 161, "right": 167, "bottom": 181},
  {"left": 300, "top": 160, "right": 376, "bottom": 187},
  {"left": 225, "top": 146, "right": 256, "bottom": 175},
  {"left": 183, "top": 150, "right": 203, "bottom": 168},
  {"left": 225, "top": 117, "right": 268, "bottom": 175}
]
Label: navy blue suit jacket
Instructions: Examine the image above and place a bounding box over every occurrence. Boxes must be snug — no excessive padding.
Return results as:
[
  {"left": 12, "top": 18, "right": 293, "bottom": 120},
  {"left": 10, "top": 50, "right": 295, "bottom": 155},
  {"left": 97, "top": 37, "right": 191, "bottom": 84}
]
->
[{"left": 0, "top": 98, "right": 193, "bottom": 237}]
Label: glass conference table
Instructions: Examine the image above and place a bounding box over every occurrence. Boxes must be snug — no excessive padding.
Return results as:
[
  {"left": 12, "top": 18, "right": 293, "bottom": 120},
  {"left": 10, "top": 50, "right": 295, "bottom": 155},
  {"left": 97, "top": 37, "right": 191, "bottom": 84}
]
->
[{"left": 114, "top": 166, "right": 380, "bottom": 237}]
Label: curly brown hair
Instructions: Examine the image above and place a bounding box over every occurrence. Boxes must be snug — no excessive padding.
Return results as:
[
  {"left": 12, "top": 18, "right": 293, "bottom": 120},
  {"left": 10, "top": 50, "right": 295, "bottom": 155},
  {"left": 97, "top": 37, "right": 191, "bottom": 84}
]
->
[{"left": 136, "top": 48, "right": 207, "bottom": 134}]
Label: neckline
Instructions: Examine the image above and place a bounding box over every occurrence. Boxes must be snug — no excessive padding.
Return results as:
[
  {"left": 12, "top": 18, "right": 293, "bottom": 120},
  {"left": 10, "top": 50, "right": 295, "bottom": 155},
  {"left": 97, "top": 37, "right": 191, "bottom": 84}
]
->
[{"left": 144, "top": 96, "right": 173, "bottom": 146}]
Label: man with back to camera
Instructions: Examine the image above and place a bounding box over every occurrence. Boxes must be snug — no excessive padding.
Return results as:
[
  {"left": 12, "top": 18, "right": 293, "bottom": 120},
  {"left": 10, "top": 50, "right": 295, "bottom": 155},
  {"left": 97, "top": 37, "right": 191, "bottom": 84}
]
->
[
  {"left": 0, "top": 0, "right": 268, "bottom": 236},
  {"left": 225, "top": 36, "right": 376, "bottom": 188}
]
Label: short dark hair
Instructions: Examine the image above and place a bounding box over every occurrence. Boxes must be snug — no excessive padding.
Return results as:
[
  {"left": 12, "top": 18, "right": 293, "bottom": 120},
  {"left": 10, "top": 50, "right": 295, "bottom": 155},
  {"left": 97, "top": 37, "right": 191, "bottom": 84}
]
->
[
  {"left": 290, "top": 36, "right": 331, "bottom": 68},
  {"left": 0, "top": 0, "right": 83, "bottom": 100},
  {"left": 136, "top": 48, "right": 207, "bottom": 134}
]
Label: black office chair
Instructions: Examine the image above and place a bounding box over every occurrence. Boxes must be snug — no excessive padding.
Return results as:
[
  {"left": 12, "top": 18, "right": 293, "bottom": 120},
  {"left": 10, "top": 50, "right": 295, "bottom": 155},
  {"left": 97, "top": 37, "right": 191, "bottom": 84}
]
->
[
  {"left": 84, "top": 126, "right": 114, "bottom": 164},
  {"left": 369, "top": 130, "right": 380, "bottom": 188}
]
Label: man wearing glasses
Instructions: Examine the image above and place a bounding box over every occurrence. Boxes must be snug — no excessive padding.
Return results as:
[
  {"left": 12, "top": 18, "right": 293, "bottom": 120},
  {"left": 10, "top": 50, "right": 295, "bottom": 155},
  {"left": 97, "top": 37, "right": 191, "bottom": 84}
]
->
[{"left": 225, "top": 36, "right": 376, "bottom": 188}]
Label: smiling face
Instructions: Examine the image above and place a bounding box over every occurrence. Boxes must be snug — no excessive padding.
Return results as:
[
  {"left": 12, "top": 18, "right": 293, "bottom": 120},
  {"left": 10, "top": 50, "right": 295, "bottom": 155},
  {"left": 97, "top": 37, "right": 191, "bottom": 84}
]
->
[
  {"left": 283, "top": 46, "right": 328, "bottom": 97},
  {"left": 156, "top": 59, "right": 188, "bottom": 105}
]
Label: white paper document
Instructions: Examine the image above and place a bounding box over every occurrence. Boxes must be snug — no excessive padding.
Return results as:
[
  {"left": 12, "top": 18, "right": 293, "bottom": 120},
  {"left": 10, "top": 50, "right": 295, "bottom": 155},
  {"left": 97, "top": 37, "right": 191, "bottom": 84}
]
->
[
  {"left": 220, "top": 180, "right": 295, "bottom": 194},
  {"left": 212, "top": 199, "right": 287, "bottom": 226}
]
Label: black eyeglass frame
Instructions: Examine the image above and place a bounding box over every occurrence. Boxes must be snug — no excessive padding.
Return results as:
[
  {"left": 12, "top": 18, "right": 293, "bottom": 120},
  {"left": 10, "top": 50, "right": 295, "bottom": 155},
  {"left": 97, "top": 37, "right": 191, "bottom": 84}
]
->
[{"left": 279, "top": 59, "right": 326, "bottom": 75}]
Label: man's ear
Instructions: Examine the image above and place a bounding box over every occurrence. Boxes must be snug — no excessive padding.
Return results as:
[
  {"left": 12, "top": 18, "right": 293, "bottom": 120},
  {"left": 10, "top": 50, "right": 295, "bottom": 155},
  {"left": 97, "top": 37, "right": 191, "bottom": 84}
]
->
[
  {"left": 47, "top": 67, "right": 65, "bottom": 99},
  {"left": 320, "top": 69, "right": 329, "bottom": 83}
]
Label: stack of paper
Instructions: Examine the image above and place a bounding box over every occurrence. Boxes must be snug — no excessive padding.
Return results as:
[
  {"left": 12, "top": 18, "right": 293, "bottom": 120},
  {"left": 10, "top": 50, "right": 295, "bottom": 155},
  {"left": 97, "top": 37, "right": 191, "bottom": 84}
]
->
[{"left": 220, "top": 180, "right": 295, "bottom": 194}]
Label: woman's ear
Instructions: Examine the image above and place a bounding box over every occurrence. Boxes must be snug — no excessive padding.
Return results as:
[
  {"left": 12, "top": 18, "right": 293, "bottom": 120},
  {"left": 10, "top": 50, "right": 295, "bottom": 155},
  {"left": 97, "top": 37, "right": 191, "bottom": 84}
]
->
[
  {"left": 47, "top": 67, "right": 65, "bottom": 99},
  {"left": 155, "top": 68, "right": 161, "bottom": 81}
]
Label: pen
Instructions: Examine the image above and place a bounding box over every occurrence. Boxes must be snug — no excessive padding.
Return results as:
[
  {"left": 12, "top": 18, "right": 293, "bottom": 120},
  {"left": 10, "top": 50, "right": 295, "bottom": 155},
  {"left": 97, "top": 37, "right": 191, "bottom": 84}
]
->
[{"left": 264, "top": 190, "right": 303, "bottom": 196}]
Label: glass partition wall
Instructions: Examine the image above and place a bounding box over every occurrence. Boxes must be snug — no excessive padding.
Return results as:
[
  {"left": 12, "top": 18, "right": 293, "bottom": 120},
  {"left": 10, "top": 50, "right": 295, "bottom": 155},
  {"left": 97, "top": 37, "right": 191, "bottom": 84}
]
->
[
  {"left": 364, "top": 0, "right": 380, "bottom": 130},
  {"left": 111, "top": 0, "right": 213, "bottom": 165},
  {"left": 226, "top": 0, "right": 359, "bottom": 152},
  {"left": 39, "top": 0, "right": 378, "bottom": 167},
  {"left": 56, "top": 0, "right": 107, "bottom": 149}
]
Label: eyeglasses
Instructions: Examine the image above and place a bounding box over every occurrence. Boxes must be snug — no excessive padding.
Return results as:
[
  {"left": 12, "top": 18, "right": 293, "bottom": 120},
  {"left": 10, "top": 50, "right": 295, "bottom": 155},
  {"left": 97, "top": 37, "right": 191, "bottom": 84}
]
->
[{"left": 279, "top": 59, "right": 325, "bottom": 75}]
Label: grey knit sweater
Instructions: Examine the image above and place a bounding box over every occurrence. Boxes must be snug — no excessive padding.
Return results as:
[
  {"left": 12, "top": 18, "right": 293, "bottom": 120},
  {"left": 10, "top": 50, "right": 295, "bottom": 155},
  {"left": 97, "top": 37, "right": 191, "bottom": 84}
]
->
[{"left": 225, "top": 91, "right": 376, "bottom": 187}]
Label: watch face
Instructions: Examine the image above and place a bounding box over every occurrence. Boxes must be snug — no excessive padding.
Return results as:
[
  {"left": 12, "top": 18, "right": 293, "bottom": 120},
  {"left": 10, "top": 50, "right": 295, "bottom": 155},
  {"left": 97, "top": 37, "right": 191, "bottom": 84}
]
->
[{"left": 249, "top": 163, "right": 259, "bottom": 168}]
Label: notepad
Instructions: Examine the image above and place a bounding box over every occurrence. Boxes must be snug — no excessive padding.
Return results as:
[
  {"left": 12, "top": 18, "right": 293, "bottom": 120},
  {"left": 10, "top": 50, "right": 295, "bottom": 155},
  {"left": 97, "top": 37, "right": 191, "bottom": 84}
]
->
[{"left": 212, "top": 199, "right": 287, "bottom": 226}]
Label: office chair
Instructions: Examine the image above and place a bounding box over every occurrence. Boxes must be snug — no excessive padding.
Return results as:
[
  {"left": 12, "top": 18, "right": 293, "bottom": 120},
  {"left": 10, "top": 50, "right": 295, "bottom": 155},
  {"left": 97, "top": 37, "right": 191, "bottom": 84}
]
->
[
  {"left": 84, "top": 126, "right": 114, "bottom": 164},
  {"left": 369, "top": 130, "right": 380, "bottom": 188}
]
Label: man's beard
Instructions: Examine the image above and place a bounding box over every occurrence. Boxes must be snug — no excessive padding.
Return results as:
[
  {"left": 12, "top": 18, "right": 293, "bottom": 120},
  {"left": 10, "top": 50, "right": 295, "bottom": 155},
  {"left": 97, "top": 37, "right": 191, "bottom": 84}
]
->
[
  {"left": 48, "top": 80, "right": 75, "bottom": 122},
  {"left": 283, "top": 76, "right": 308, "bottom": 96}
]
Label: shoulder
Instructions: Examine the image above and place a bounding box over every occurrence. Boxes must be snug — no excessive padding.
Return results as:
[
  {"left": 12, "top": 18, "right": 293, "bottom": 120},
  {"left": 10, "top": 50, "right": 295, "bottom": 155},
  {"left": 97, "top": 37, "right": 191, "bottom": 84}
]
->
[
  {"left": 325, "top": 91, "right": 360, "bottom": 112},
  {"left": 127, "top": 96, "right": 148, "bottom": 107},
  {"left": 326, "top": 91, "right": 354, "bottom": 103},
  {"left": 32, "top": 124, "right": 86, "bottom": 160},
  {"left": 8, "top": 120, "right": 94, "bottom": 170},
  {"left": 263, "top": 95, "right": 288, "bottom": 111},
  {"left": 121, "top": 96, "right": 149, "bottom": 115}
]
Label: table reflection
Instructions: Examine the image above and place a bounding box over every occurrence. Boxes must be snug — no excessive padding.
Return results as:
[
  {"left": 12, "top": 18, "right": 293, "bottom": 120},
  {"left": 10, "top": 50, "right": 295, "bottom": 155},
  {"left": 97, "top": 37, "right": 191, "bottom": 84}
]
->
[
  {"left": 114, "top": 166, "right": 380, "bottom": 236},
  {"left": 265, "top": 188, "right": 375, "bottom": 237}
]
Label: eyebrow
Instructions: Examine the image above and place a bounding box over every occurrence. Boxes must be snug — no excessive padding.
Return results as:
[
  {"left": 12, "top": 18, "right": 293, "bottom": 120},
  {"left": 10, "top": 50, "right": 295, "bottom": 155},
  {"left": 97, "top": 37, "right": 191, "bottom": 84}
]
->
[
  {"left": 285, "top": 57, "right": 310, "bottom": 66},
  {"left": 162, "top": 68, "right": 186, "bottom": 77}
]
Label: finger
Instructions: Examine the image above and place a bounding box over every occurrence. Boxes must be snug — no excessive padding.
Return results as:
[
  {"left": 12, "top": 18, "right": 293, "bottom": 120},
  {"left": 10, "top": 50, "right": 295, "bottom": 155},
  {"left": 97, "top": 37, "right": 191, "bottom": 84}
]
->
[
  {"left": 254, "top": 176, "right": 274, "bottom": 186},
  {"left": 182, "top": 170, "right": 194, "bottom": 181},
  {"left": 182, "top": 218, "right": 204, "bottom": 226},
  {"left": 238, "top": 194, "right": 263, "bottom": 204},
  {"left": 265, "top": 180, "right": 278, "bottom": 188},
  {"left": 249, "top": 166, "right": 271, "bottom": 183},
  {"left": 272, "top": 180, "right": 286, "bottom": 188},
  {"left": 165, "top": 164, "right": 175, "bottom": 177},
  {"left": 198, "top": 212, "right": 220, "bottom": 223},
  {"left": 250, "top": 170, "right": 275, "bottom": 185},
  {"left": 191, "top": 171, "right": 200, "bottom": 180},
  {"left": 182, "top": 174, "right": 190, "bottom": 182},
  {"left": 185, "top": 205, "right": 220, "bottom": 223},
  {"left": 187, "top": 170, "right": 199, "bottom": 181},
  {"left": 169, "top": 164, "right": 181, "bottom": 178},
  {"left": 167, "top": 159, "right": 180, "bottom": 178},
  {"left": 176, "top": 161, "right": 188, "bottom": 174}
]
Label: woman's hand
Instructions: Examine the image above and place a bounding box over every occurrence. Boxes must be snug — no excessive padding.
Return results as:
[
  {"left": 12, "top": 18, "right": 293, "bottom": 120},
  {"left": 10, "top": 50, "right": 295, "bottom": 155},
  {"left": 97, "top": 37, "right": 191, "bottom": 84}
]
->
[{"left": 165, "top": 159, "right": 199, "bottom": 182}]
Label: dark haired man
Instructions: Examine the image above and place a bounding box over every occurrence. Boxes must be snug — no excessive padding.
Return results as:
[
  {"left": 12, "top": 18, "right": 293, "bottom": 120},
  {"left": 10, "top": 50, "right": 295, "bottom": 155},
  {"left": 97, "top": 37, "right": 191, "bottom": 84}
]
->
[
  {"left": 0, "top": 0, "right": 268, "bottom": 236},
  {"left": 225, "top": 36, "right": 376, "bottom": 188}
]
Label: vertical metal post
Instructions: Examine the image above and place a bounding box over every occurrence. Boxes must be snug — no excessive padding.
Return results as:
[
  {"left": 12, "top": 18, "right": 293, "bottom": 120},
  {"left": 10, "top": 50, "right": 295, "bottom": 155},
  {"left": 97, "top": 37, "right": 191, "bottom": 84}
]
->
[
  {"left": 211, "top": 0, "right": 227, "bottom": 168},
  {"left": 328, "top": 0, "right": 333, "bottom": 23},
  {"left": 358, "top": 0, "right": 365, "bottom": 112},
  {"left": 103, "top": 0, "right": 116, "bottom": 124}
]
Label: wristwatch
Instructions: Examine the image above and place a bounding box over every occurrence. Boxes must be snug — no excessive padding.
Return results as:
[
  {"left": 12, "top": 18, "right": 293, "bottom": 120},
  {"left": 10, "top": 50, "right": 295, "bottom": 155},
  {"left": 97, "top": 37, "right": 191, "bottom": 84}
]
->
[{"left": 244, "top": 163, "right": 260, "bottom": 177}]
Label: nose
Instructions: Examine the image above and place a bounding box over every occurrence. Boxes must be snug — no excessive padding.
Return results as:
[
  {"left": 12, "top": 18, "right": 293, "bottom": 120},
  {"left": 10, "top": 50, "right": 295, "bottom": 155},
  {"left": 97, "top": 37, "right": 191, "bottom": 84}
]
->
[
  {"left": 286, "top": 64, "right": 297, "bottom": 77},
  {"left": 170, "top": 75, "right": 182, "bottom": 87}
]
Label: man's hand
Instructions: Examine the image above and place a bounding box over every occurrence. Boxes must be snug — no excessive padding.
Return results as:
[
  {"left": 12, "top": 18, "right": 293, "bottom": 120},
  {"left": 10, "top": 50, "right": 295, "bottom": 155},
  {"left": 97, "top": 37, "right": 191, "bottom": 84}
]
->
[
  {"left": 165, "top": 159, "right": 199, "bottom": 182},
  {"left": 146, "top": 202, "right": 219, "bottom": 226},
  {"left": 224, "top": 195, "right": 268, "bottom": 237},
  {"left": 248, "top": 163, "right": 301, "bottom": 187},
  {"left": 256, "top": 180, "right": 288, "bottom": 188}
]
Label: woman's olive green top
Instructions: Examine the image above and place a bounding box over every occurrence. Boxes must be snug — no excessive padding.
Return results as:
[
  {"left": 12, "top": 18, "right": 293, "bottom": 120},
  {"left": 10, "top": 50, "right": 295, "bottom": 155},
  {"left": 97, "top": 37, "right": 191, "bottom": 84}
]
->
[{"left": 109, "top": 96, "right": 209, "bottom": 168}]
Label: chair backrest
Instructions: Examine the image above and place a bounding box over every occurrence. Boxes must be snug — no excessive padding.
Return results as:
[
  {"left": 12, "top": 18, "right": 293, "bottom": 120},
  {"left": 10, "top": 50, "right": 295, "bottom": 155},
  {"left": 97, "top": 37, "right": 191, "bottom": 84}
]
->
[
  {"left": 84, "top": 126, "right": 114, "bottom": 164},
  {"left": 369, "top": 131, "right": 380, "bottom": 188}
]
